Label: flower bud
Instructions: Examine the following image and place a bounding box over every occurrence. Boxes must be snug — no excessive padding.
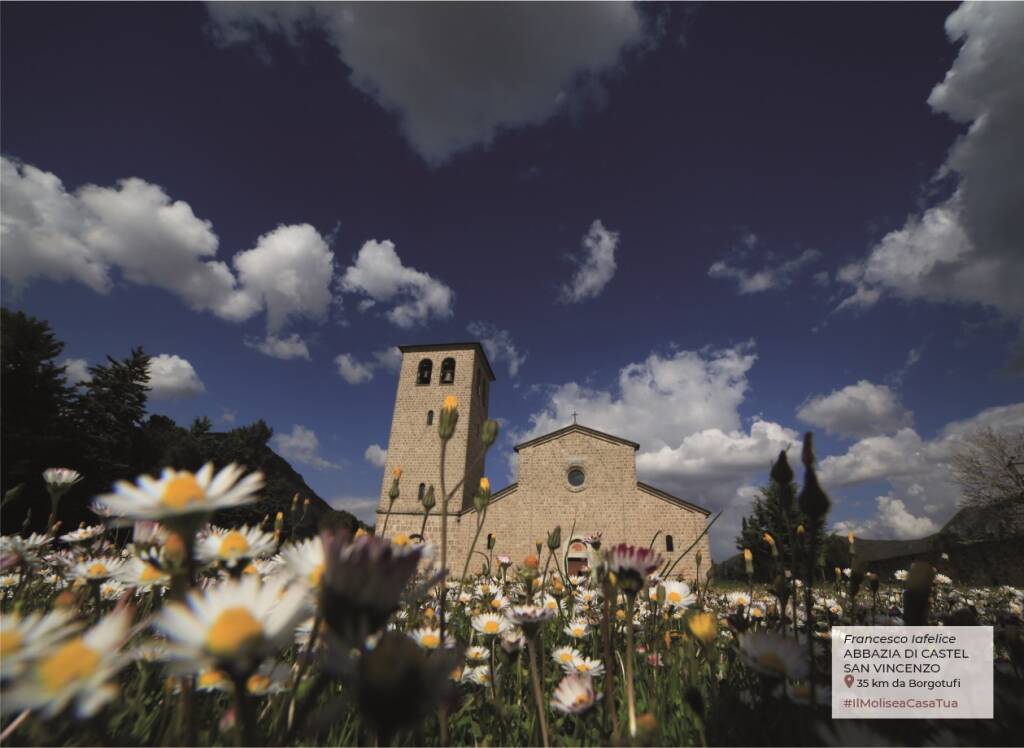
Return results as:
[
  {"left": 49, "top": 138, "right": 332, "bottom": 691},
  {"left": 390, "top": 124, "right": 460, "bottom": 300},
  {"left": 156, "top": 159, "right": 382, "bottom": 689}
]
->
[
  {"left": 848, "top": 531, "right": 856, "bottom": 554},
  {"left": 392, "top": 467, "right": 402, "bottom": 480},
  {"left": 481, "top": 419, "right": 499, "bottom": 448},
  {"left": 523, "top": 554, "right": 539, "bottom": 569},
  {"left": 801, "top": 432, "right": 816, "bottom": 468},
  {"left": 547, "top": 526, "right": 562, "bottom": 551},
  {"left": 770, "top": 450, "right": 794, "bottom": 485},
  {"left": 796, "top": 524, "right": 805, "bottom": 537},
  {"left": 420, "top": 484, "right": 436, "bottom": 511},
  {"left": 473, "top": 478, "right": 490, "bottom": 514},
  {"left": 695, "top": 550, "right": 702, "bottom": 568},
  {"left": 687, "top": 612, "right": 717, "bottom": 646},
  {"left": 274, "top": 511, "right": 285, "bottom": 533},
  {"left": 388, "top": 476, "right": 400, "bottom": 503},
  {"left": 486, "top": 533, "right": 496, "bottom": 551},
  {"left": 438, "top": 396, "right": 459, "bottom": 441},
  {"left": 797, "top": 466, "right": 830, "bottom": 520},
  {"left": 743, "top": 548, "right": 754, "bottom": 576}
]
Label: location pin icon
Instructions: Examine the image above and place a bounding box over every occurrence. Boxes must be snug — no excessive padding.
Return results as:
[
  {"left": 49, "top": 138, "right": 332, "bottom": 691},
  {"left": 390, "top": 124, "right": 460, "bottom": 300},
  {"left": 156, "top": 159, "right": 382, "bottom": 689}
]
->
[{"left": 844, "top": 674, "right": 855, "bottom": 688}]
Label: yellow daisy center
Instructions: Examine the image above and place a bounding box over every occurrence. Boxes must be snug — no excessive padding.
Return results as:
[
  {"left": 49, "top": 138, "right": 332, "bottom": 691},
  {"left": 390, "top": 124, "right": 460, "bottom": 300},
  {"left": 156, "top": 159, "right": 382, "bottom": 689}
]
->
[
  {"left": 615, "top": 609, "right": 626, "bottom": 620},
  {"left": 483, "top": 620, "right": 499, "bottom": 634},
  {"left": 40, "top": 639, "right": 99, "bottom": 694},
  {"left": 490, "top": 598, "right": 502, "bottom": 609},
  {"left": 243, "top": 563, "right": 258, "bottom": 575},
  {"left": 87, "top": 562, "right": 108, "bottom": 577},
  {"left": 574, "top": 693, "right": 590, "bottom": 706},
  {"left": 392, "top": 533, "right": 410, "bottom": 547},
  {"left": 0, "top": 630, "right": 23, "bottom": 656},
  {"left": 161, "top": 474, "right": 205, "bottom": 509},
  {"left": 199, "top": 670, "right": 227, "bottom": 688},
  {"left": 559, "top": 652, "right": 573, "bottom": 663},
  {"left": 572, "top": 626, "right": 584, "bottom": 636},
  {"left": 206, "top": 607, "right": 264, "bottom": 657},
  {"left": 247, "top": 674, "right": 271, "bottom": 693},
  {"left": 140, "top": 564, "right": 163, "bottom": 582},
  {"left": 219, "top": 531, "right": 250, "bottom": 558},
  {"left": 668, "top": 591, "right": 682, "bottom": 603},
  {"left": 757, "top": 652, "right": 787, "bottom": 675},
  {"left": 576, "top": 662, "right": 591, "bottom": 672},
  {"left": 546, "top": 600, "right": 557, "bottom": 610},
  {"left": 420, "top": 633, "right": 440, "bottom": 649},
  {"left": 308, "top": 563, "right": 325, "bottom": 587}
]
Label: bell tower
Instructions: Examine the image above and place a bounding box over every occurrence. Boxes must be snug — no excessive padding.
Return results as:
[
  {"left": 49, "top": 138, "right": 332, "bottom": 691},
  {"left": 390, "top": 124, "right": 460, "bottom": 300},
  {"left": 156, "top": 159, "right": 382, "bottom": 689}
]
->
[{"left": 376, "top": 343, "right": 496, "bottom": 526}]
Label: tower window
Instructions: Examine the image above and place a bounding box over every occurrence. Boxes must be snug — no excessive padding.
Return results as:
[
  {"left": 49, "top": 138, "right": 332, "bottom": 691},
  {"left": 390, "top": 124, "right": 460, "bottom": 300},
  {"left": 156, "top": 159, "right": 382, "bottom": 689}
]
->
[
  {"left": 666, "top": 535, "right": 674, "bottom": 552},
  {"left": 567, "top": 467, "right": 585, "bottom": 488},
  {"left": 416, "top": 359, "right": 432, "bottom": 385},
  {"left": 440, "top": 357, "right": 455, "bottom": 384},
  {"left": 426, "top": 410, "right": 434, "bottom": 425},
  {"left": 418, "top": 483, "right": 426, "bottom": 501}
]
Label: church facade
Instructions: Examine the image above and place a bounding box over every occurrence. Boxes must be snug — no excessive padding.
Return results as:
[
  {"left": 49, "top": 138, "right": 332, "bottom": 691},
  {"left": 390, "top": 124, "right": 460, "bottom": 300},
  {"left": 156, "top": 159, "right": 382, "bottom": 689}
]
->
[{"left": 375, "top": 343, "right": 712, "bottom": 581}]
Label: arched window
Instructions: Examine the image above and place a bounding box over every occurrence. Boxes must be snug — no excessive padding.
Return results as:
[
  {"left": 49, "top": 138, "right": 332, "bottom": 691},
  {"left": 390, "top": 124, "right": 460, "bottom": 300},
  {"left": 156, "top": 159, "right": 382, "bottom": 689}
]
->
[
  {"left": 416, "top": 359, "right": 432, "bottom": 385},
  {"left": 665, "top": 534, "right": 675, "bottom": 552},
  {"left": 418, "top": 483, "right": 426, "bottom": 501},
  {"left": 426, "top": 410, "right": 434, "bottom": 425},
  {"left": 440, "top": 357, "right": 456, "bottom": 384}
]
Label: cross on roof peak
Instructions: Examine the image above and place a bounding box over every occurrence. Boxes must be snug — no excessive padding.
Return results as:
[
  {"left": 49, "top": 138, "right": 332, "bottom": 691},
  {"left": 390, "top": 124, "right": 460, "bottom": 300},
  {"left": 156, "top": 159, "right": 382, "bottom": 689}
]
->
[{"left": 571, "top": 411, "right": 578, "bottom": 425}]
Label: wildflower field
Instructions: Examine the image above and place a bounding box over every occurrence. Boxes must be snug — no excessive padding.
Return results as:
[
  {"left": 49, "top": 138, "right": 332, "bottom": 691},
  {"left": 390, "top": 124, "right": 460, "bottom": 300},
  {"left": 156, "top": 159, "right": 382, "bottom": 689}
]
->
[{"left": 2, "top": 417, "right": 1022, "bottom": 746}]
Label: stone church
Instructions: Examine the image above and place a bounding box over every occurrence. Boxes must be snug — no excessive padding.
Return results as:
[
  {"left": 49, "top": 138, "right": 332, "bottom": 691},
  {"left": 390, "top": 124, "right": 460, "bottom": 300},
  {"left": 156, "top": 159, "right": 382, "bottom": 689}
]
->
[{"left": 375, "top": 343, "right": 712, "bottom": 581}]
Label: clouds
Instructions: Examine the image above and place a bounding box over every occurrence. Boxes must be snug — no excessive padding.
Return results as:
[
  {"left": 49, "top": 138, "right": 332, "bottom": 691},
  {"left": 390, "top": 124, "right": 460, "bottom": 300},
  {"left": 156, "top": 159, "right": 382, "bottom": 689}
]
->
[
  {"left": 0, "top": 157, "right": 337, "bottom": 338},
  {"left": 340, "top": 240, "right": 454, "bottom": 327},
  {"left": 364, "top": 444, "right": 387, "bottom": 467},
  {"left": 834, "top": 496, "right": 939, "bottom": 540},
  {"left": 467, "top": 321, "right": 526, "bottom": 377},
  {"left": 797, "top": 380, "right": 914, "bottom": 439},
  {"left": 272, "top": 424, "right": 340, "bottom": 470},
  {"left": 146, "top": 354, "right": 206, "bottom": 399},
  {"left": 60, "top": 358, "right": 91, "bottom": 386},
  {"left": 836, "top": 4, "right": 1024, "bottom": 339},
  {"left": 707, "top": 233, "right": 821, "bottom": 295},
  {"left": 207, "top": 3, "right": 652, "bottom": 165},
  {"left": 245, "top": 334, "right": 312, "bottom": 361},
  {"left": 558, "top": 220, "right": 620, "bottom": 304},
  {"left": 334, "top": 347, "right": 402, "bottom": 384},
  {"left": 821, "top": 402, "right": 1024, "bottom": 540},
  {"left": 233, "top": 224, "right": 335, "bottom": 335}
]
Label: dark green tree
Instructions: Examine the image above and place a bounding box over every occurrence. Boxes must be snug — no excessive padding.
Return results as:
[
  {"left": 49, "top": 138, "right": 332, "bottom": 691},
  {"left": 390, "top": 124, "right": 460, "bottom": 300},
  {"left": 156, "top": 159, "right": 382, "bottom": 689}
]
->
[
  {"left": 736, "top": 481, "right": 807, "bottom": 581},
  {"left": 0, "top": 308, "right": 78, "bottom": 527}
]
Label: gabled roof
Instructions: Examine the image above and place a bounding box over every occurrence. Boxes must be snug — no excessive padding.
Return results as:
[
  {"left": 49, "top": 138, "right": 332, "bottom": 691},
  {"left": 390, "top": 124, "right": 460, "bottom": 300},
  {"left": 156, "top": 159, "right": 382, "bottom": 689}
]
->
[
  {"left": 637, "top": 482, "right": 712, "bottom": 516},
  {"left": 513, "top": 423, "right": 640, "bottom": 453},
  {"left": 398, "top": 342, "right": 496, "bottom": 381}
]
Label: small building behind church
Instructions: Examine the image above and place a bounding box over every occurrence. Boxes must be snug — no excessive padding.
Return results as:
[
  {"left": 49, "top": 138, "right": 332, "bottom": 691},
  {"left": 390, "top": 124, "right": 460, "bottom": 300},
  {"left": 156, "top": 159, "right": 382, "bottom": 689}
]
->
[{"left": 375, "top": 342, "right": 712, "bottom": 581}]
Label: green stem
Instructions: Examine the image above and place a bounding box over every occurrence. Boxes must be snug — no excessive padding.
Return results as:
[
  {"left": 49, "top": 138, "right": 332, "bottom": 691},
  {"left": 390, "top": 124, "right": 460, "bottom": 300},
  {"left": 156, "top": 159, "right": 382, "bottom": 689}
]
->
[
  {"left": 458, "top": 505, "right": 488, "bottom": 591},
  {"left": 526, "top": 638, "right": 550, "bottom": 748},
  {"left": 625, "top": 595, "right": 638, "bottom": 738}
]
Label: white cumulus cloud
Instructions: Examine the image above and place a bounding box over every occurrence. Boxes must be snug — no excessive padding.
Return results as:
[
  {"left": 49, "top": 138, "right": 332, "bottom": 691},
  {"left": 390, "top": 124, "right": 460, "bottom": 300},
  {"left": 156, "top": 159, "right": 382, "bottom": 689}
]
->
[
  {"left": 206, "top": 3, "right": 652, "bottom": 165},
  {"left": 147, "top": 354, "right": 206, "bottom": 399},
  {"left": 467, "top": 321, "right": 526, "bottom": 377},
  {"left": 558, "top": 220, "right": 619, "bottom": 304},
  {"left": 836, "top": 4, "right": 1024, "bottom": 362},
  {"left": 334, "top": 347, "right": 402, "bottom": 384},
  {"left": 0, "top": 158, "right": 338, "bottom": 337},
  {"left": 340, "top": 240, "right": 454, "bottom": 327},
  {"left": 833, "top": 496, "right": 939, "bottom": 540},
  {"left": 797, "top": 380, "right": 914, "bottom": 439},
  {"left": 364, "top": 444, "right": 387, "bottom": 467},
  {"left": 60, "top": 357, "right": 91, "bottom": 386},
  {"left": 708, "top": 233, "right": 821, "bottom": 295},
  {"left": 272, "top": 424, "right": 340, "bottom": 470},
  {"left": 245, "top": 333, "right": 311, "bottom": 361}
]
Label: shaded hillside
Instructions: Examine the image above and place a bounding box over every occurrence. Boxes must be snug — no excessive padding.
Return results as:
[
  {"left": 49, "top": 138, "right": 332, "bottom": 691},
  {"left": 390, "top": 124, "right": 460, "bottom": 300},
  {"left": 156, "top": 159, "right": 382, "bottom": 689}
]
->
[{"left": 716, "top": 498, "right": 1024, "bottom": 585}]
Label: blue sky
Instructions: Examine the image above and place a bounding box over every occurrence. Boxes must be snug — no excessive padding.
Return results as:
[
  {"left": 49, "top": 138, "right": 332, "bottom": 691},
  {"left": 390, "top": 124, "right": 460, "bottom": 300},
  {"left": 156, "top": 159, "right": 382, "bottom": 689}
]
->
[{"left": 3, "top": 2, "right": 1022, "bottom": 558}]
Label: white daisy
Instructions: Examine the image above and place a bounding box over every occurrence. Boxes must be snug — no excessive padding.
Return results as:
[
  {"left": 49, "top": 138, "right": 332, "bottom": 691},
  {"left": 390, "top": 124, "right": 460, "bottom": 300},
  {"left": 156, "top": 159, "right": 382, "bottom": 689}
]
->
[
  {"left": 663, "top": 581, "right": 696, "bottom": 609},
  {"left": 280, "top": 537, "right": 325, "bottom": 590},
  {"left": 154, "top": 574, "right": 308, "bottom": 675},
  {"left": 70, "top": 556, "right": 126, "bottom": 583},
  {"left": 197, "top": 526, "right": 277, "bottom": 569},
  {"left": 564, "top": 618, "right": 589, "bottom": 639},
  {"left": 117, "top": 558, "right": 171, "bottom": 590},
  {"left": 551, "top": 673, "right": 601, "bottom": 715},
  {"left": 465, "top": 645, "right": 489, "bottom": 664},
  {"left": 2, "top": 607, "right": 133, "bottom": 718},
  {"left": 565, "top": 655, "right": 605, "bottom": 677},
  {"left": 0, "top": 609, "right": 79, "bottom": 681},
  {"left": 464, "top": 664, "right": 491, "bottom": 686},
  {"left": 471, "top": 613, "right": 509, "bottom": 637},
  {"left": 410, "top": 627, "right": 443, "bottom": 650},
  {"left": 552, "top": 646, "right": 581, "bottom": 667},
  {"left": 60, "top": 526, "right": 105, "bottom": 545},
  {"left": 737, "top": 631, "right": 810, "bottom": 680},
  {"left": 95, "top": 463, "right": 263, "bottom": 524}
]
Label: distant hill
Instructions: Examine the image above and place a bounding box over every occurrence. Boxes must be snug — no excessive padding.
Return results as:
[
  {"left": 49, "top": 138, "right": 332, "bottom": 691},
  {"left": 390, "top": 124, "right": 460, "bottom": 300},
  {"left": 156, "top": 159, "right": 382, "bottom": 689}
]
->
[{"left": 715, "top": 497, "right": 1024, "bottom": 585}]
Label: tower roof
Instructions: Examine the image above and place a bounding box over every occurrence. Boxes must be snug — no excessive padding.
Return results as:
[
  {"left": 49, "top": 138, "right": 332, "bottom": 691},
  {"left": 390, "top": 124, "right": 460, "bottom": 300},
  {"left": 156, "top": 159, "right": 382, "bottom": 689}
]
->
[{"left": 398, "top": 342, "right": 496, "bottom": 381}]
